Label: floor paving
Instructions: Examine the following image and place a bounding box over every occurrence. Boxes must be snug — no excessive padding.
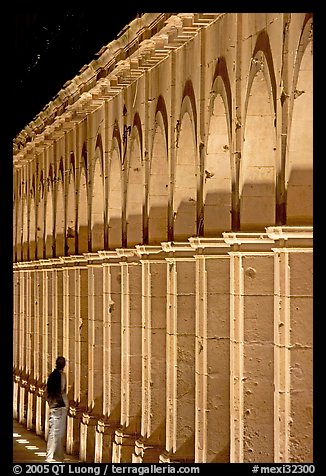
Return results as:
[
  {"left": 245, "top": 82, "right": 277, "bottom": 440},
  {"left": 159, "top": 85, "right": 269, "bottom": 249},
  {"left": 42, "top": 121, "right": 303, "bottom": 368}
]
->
[{"left": 13, "top": 419, "right": 80, "bottom": 463}]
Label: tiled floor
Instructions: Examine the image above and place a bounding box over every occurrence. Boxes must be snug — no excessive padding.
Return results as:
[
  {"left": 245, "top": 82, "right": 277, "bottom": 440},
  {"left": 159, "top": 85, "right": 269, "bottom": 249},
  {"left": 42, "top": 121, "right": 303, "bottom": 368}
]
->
[{"left": 13, "top": 419, "right": 80, "bottom": 463}]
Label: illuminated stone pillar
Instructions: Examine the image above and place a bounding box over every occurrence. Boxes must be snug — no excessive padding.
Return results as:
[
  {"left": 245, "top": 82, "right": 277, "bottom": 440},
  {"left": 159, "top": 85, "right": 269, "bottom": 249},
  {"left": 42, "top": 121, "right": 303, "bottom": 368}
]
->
[
  {"left": 189, "top": 238, "right": 231, "bottom": 463},
  {"left": 133, "top": 246, "right": 168, "bottom": 463},
  {"left": 66, "top": 256, "right": 88, "bottom": 457},
  {"left": 44, "top": 257, "right": 64, "bottom": 441},
  {"left": 34, "top": 260, "right": 52, "bottom": 437},
  {"left": 79, "top": 253, "right": 104, "bottom": 463},
  {"left": 33, "top": 265, "right": 43, "bottom": 436},
  {"left": 112, "top": 250, "right": 142, "bottom": 463},
  {"left": 18, "top": 265, "right": 27, "bottom": 425},
  {"left": 267, "top": 227, "right": 313, "bottom": 463},
  {"left": 13, "top": 265, "right": 20, "bottom": 419},
  {"left": 159, "top": 243, "right": 196, "bottom": 463},
  {"left": 24, "top": 266, "right": 34, "bottom": 431},
  {"left": 94, "top": 252, "right": 122, "bottom": 463},
  {"left": 225, "top": 233, "right": 275, "bottom": 463}
]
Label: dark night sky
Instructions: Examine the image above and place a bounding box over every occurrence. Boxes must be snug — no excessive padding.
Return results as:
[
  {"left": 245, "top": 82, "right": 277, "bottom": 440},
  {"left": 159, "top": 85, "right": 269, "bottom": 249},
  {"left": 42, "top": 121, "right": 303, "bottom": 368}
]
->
[{"left": 13, "top": 7, "right": 144, "bottom": 137}]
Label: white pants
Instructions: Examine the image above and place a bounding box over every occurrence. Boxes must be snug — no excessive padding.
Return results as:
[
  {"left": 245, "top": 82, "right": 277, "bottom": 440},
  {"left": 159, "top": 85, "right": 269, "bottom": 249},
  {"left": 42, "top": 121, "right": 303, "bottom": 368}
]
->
[{"left": 46, "top": 407, "right": 67, "bottom": 461}]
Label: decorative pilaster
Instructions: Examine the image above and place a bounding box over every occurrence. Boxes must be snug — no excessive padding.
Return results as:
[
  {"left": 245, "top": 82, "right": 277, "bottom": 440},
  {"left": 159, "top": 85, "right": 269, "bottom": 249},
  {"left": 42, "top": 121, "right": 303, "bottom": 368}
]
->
[
  {"left": 224, "top": 233, "right": 275, "bottom": 463},
  {"left": 266, "top": 226, "right": 313, "bottom": 463},
  {"left": 189, "top": 238, "right": 231, "bottom": 463},
  {"left": 160, "top": 242, "right": 196, "bottom": 463},
  {"left": 65, "top": 255, "right": 88, "bottom": 457},
  {"left": 112, "top": 249, "right": 142, "bottom": 463},
  {"left": 133, "top": 246, "right": 168, "bottom": 462},
  {"left": 94, "top": 251, "right": 123, "bottom": 463},
  {"left": 79, "top": 252, "right": 105, "bottom": 462}
]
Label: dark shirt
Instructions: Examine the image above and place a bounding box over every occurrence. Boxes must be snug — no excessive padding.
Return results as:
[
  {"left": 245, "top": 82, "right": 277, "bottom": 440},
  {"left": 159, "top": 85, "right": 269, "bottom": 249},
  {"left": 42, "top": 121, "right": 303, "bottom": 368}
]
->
[{"left": 46, "top": 369, "right": 65, "bottom": 409}]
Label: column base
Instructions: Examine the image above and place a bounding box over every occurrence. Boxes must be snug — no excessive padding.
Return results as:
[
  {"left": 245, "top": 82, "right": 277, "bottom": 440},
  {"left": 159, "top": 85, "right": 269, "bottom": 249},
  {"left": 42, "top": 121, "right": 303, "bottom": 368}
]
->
[
  {"left": 132, "top": 438, "right": 164, "bottom": 463},
  {"left": 79, "top": 412, "right": 98, "bottom": 462},
  {"left": 35, "top": 387, "right": 46, "bottom": 437},
  {"left": 26, "top": 384, "right": 37, "bottom": 431},
  {"left": 13, "top": 376, "right": 20, "bottom": 420},
  {"left": 159, "top": 452, "right": 195, "bottom": 464},
  {"left": 112, "top": 428, "right": 140, "bottom": 463},
  {"left": 19, "top": 379, "right": 28, "bottom": 425},
  {"left": 94, "top": 420, "right": 119, "bottom": 463},
  {"left": 66, "top": 406, "right": 84, "bottom": 455}
]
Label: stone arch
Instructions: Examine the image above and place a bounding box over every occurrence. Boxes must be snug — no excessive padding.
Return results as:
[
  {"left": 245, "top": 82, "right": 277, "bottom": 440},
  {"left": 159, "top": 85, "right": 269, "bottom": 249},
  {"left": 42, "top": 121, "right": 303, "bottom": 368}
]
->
[
  {"left": 91, "top": 137, "right": 105, "bottom": 251},
  {"left": 286, "top": 17, "right": 313, "bottom": 225},
  {"left": 240, "top": 36, "right": 277, "bottom": 231},
  {"left": 22, "top": 197, "right": 28, "bottom": 261},
  {"left": 37, "top": 171, "right": 45, "bottom": 259},
  {"left": 148, "top": 98, "right": 169, "bottom": 244},
  {"left": 126, "top": 114, "right": 145, "bottom": 247},
  {"left": 29, "top": 176, "right": 36, "bottom": 260},
  {"left": 205, "top": 67, "right": 232, "bottom": 236},
  {"left": 77, "top": 160, "right": 88, "bottom": 254},
  {"left": 108, "top": 135, "right": 123, "bottom": 249},
  {"left": 45, "top": 168, "right": 54, "bottom": 258},
  {"left": 174, "top": 83, "right": 198, "bottom": 241},
  {"left": 55, "top": 160, "right": 65, "bottom": 257},
  {"left": 66, "top": 158, "right": 76, "bottom": 256}
]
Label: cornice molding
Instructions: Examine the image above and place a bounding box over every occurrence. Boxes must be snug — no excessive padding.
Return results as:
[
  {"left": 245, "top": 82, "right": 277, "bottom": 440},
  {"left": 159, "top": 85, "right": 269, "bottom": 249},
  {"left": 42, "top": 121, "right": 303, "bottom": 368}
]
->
[{"left": 13, "top": 13, "right": 222, "bottom": 163}]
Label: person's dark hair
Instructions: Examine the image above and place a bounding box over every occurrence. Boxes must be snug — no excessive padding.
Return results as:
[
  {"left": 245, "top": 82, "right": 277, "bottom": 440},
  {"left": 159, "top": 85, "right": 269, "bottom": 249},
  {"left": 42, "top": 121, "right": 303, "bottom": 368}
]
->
[{"left": 56, "top": 356, "right": 66, "bottom": 370}]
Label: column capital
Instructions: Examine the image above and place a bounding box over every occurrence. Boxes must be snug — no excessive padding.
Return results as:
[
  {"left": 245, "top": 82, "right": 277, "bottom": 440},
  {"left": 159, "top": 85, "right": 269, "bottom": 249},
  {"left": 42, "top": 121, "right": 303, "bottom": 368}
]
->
[
  {"left": 266, "top": 226, "right": 313, "bottom": 250},
  {"left": 135, "top": 245, "right": 163, "bottom": 256},
  {"left": 189, "top": 236, "right": 231, "bottom": 255},
  {"left": 223, "top": 232, "right": 274, "bottom": 253},
  {"left": 98, "top": 250, "right": 121, "bottom": 261},
  {"left": 61, "top": 255, "right": 88, "bottom": 267},
  {"left": 160, "top": 241, "right": 197, "bottom": 262},
  {"left": 83, "top": 252, "right": 104, "bottom": 265},
  {"left": 161, "top": 241, "right": 193, "bottom": 252}
]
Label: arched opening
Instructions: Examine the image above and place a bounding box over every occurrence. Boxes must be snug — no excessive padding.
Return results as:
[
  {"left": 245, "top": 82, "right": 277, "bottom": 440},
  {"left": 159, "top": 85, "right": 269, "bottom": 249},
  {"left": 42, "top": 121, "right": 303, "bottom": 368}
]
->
[
  {"left": 36, "top": 178, "right": 45, "bottom": 259},
  {"left": 22, "top": 199, "right": 28, "bottom": 261},
  {"left": 45, "top": 184, "right": 54, "bottom": 258},
  {"left": 78, "top": 166, "right": 88, "bottom": 254},
  {"left": 126, "top": 129, "right": 144, "bottom": 247},
  {"left": 240, "top": 70, "right": 276, "bottom": 230},
  {"left": 205, "top": 92, "right": 232, "bottom": 236},
  {"left": 16, "top": 200, "right": 22, "bottom": 262},
  {"left": 286, "top": 42, "right": 313, "bottom": 225},
  {"left": 66, "top": 169, "right": 76, "bottom": 256},
  {"left": 29, "top": 195, "right": 36, "bottom": 261},
  {"left": 148, "top": 116, "right": 169, "bottom": 244},
  {"left": 56, "top": 175, "right": 65, "bottom": 258},
  {"left": 108, "top": 147, "right": 122, "bottom": 249},
  {"left": 91, "top": 149, "right": 105, "bottom": 251},
  {"left": 174, "top": 111, "right": 197, "bottom": 240}
]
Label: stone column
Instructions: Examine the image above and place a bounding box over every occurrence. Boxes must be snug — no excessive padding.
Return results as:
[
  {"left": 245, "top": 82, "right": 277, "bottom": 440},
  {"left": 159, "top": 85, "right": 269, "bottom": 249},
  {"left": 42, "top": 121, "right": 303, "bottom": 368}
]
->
[
  {"left": 225, "top": 232, "right": 275, "bottom": 463},
  {"left": 112, "top": 250, "right": 142, "bottom": 463},
  {"left": 36, "top": 260, "right": 54, "bottom": 437},
  {"left": 189, "top": 238, "right": 231, "bottom": 463},
  {"left": 267, "top": 227, "right": 313, "bottom": 463},
  {"left": 33, "top": 264, "right": 44, "bottom": 436},
  {"left": 94, "top": 251, "right": 122, "bottom": 463},
  {"left": 24, "top": 264, "right": 34, "bottom": 431},
  {"left": 65, "top": 256, "right": 88, "bottom": 457},
  {"left": 18, "top": 264, "right": 27, "bottom": 425},
  {"left": 132, "top": 246, "right": 168, "bottom": 463},
  {"left": 79, "top": 253, "right": 104, "bottom": 463},
  {"left": 60, "top": 256, "right": 77, "bottom": 448},
  {"left": 27, "top": 262, "right": 37, "bottom": 430},
  {"left": 13, "top": 265, "right": 20, "bottom": 419},
  {"left": 44, "top": 257, "right": 64, "bottom": 440},
  {"left": 159, "top": 242, "right": 196, "bottom": 463}
]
